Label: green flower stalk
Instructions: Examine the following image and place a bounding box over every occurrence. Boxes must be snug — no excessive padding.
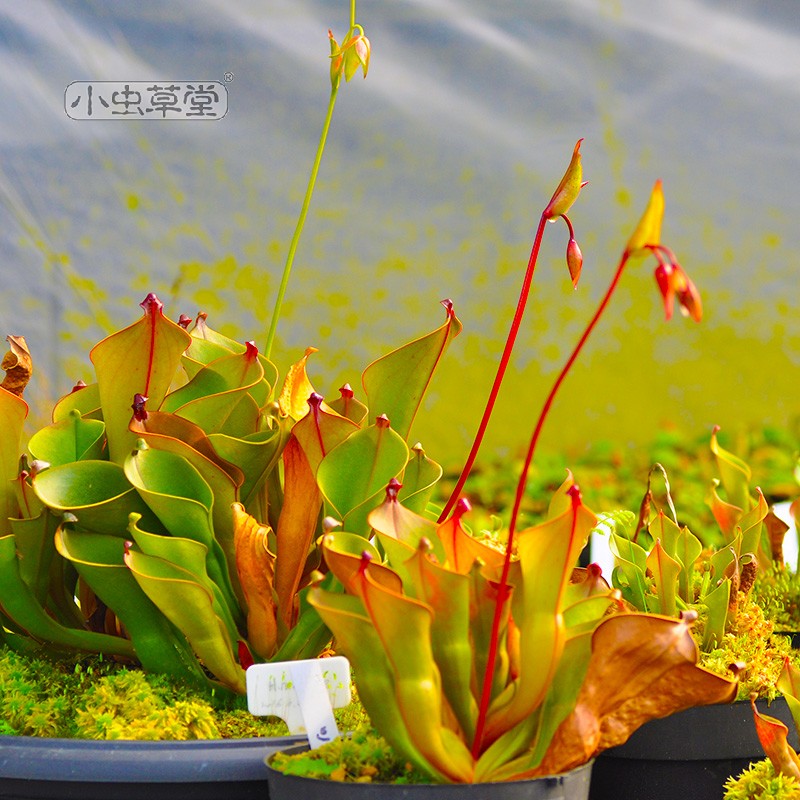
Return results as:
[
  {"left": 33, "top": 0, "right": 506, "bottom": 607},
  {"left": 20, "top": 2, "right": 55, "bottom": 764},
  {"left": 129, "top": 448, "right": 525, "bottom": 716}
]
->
[{"left": 264, "top": 7, "right": 371, "bottom": 359}]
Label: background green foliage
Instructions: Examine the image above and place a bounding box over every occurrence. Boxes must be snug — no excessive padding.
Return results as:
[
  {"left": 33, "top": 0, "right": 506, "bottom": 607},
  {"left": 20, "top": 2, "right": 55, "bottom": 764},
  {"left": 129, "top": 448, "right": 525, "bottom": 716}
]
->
[{"left": 433, "top": 423, "right": 799, "bottom": 542}]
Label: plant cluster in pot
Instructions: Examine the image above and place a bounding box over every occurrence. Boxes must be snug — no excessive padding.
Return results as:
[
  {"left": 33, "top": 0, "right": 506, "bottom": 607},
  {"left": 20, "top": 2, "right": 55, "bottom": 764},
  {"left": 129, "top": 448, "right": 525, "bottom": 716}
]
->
[
  {"left": 0, "top": 6, "right": 378, "bottom": 798},
  {"left": 263, "top": 131, "right": 743, "bottom": 800},
  {"left": 0, "top": 285, "right": 471, "bottom": 796},
  {"left": 589, "top": 437, "right": 800, "bottom": 800}
]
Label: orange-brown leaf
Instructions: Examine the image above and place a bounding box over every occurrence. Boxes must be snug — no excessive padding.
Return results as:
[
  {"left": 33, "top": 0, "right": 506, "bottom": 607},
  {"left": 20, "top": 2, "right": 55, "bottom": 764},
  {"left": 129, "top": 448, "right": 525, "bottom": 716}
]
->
[
  {"left": 1, "top": 335, "right": 32, "bottom": 398},
  {"left": 706, "top": 481, "right": 743, "bottom": 540},
  {"left": 232, "top": 502, "right": 277, "bottom": 659},
  {"left": 533, "top": 613, "right": 737, "bottom": 777},
  {"left": 751, "top": 696, "right": 800, "bottom": 780},
  {"left": 275, "top": 436, "right": 323, "bottom": 632},
  {"left": 765, "top": 509, "right": 790, "bottom": 563}
]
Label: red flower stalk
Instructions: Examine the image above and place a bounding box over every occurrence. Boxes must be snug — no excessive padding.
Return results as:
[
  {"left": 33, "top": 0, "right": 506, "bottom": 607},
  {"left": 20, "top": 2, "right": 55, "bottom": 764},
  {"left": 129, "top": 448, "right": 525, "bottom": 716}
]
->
[
  {"left": 438, "top": 140, "right": 587, "bottom": 522},
  {"left": 471, "top": 178, "right": 702, "bottom": 755}
]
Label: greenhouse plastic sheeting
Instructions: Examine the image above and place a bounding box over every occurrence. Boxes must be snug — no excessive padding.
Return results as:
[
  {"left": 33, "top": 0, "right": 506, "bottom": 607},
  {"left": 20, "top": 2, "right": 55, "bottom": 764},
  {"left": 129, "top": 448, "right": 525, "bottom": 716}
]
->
[{"left": 1, "top": 0, "right": 798, "bottom": 457}]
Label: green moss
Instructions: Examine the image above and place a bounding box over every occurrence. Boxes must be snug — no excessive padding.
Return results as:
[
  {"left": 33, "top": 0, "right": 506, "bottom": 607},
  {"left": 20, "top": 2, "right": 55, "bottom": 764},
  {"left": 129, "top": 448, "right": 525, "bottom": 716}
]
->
[
  {"left": 214, "top": 708, "right": 289, "bottom": 739},
  {"left": 73, "top": 671, "right": 220, "bottom": 740},
  {"left": 0, "top": 647, "right": 364, "bottom": 740},
  {"left": 753, "top": 565, "right": 800, "bottom": 632},
  {"left": 269, "top": 727, "right": 431, "bottom": 784},
  {"left": 696, "top": 595, "right": 799, "bottom": 702},
  {"left": 724, "top": 759, "right": 800, "bottom": 800}
]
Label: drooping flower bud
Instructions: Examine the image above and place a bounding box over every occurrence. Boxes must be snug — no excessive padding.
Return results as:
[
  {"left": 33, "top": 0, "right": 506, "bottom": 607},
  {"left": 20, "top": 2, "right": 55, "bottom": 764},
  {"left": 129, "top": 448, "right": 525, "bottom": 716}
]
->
[
  {"left": 673, "top": 265, "right": 702, "bottom": 322},
  {"left": 329, "top": 25, "right": 371, "bottom": 88},
  {"left": 625, "top": 181, "right": 702, "bottom": 323},
  {"left": 344, "top": 31, "right": 371, "bottom": 81},
  {"left": 654, "top": 260, "right": 671, "bottom": 302},
  {"left": 566, "top": 237, "right": 583, "bottom": 288}
]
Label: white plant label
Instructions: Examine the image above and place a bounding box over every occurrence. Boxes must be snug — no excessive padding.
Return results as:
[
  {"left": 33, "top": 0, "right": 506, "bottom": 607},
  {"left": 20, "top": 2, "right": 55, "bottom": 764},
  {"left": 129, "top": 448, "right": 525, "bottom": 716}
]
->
[{"left": 246, "top": 656, "right": 351, "bottom": 749}]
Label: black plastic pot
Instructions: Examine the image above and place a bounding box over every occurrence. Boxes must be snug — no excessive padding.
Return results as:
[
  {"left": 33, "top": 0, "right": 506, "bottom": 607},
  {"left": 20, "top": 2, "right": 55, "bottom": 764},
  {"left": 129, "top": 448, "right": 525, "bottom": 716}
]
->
[
  {"left": 776, "top": 630, "right": 800, "bottom": 649},
  {"left": 0, "top": 734, "right": 305, "bottom": 800},
  {"left": 266, "top": 744, "right": 593, "bottom": 800},
  {"left": 589, "top": 698, "right": 798, "bottom": 800}
]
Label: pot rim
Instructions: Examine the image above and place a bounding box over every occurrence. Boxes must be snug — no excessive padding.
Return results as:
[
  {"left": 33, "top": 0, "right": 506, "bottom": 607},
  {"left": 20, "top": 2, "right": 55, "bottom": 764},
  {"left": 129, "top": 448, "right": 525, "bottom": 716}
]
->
[
  {"left": 0, "top": 733, "right": 307, "bottom": 783},
  {"left": 266, "top": 743, "right": 594, "bottom": 787}
]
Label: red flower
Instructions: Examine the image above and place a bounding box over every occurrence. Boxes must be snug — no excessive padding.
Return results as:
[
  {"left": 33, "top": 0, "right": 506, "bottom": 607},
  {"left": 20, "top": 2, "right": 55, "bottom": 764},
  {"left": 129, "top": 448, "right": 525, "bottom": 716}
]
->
[
  {"left": 627, "top": 181, "right": 702, "bottom": 323},
  {"left": 654, "top": 257, "right": 702, "bottom": 322}
]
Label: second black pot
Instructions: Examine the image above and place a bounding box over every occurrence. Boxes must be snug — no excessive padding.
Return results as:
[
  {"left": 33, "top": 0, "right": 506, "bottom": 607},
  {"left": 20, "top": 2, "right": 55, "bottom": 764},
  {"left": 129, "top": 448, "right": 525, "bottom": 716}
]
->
[{"left": 588, "top": 698, "right": 798, "bottom": 800}]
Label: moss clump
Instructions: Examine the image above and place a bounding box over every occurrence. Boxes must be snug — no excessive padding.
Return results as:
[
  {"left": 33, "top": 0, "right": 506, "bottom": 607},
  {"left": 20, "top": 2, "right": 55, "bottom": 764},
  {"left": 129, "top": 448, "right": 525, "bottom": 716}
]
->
[
  {"left": 724, "top": 759, "right": 800, "bottom": 799},
  {"left": 73, "top": 671, "right": 220, "bottom": 740},
  {"left": 696, "top": 594, "right": 798, "bottom": 702},
  {"left": 214, "top": 708, "right": 286, "bottom": 739},
  {"left": 753, "top": 564, "right": 800, "bottom": 633},
  {"left": 269, "top": 727, "right": 431, "bottom": 784},
  {"left": 0, "top": 646, "right": 364, "bottom": 740},
  {"left": 0, "top": 647, "right": 89, "bottom": 737},
  {"left": 0, "top": 648, "right": 224, "bottom": 739}
]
